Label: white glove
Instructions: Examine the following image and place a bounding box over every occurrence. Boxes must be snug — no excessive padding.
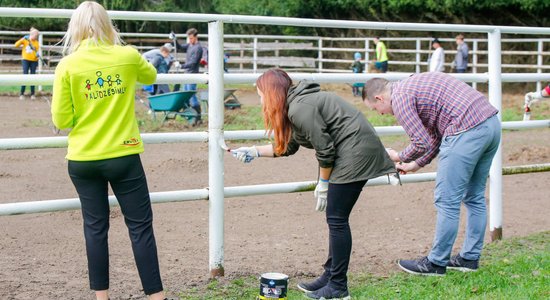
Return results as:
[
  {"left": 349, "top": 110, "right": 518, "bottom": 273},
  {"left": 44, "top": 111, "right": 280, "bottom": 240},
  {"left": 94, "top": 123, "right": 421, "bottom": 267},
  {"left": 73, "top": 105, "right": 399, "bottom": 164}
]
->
[
  {"left": 173, "top": 61, "right": 181, "bottom": 68},
  {"left": 524, "top": 91, "right": 543, "bottom": 108},
  {"left": 168, "top": 31, "right": 176, "bottom": 40},
  {"left": 231, "top": 146, "right": 260, "bottom": 163},
  {"left": 313, "top": 179, "right": 329, "bottom": 212}
]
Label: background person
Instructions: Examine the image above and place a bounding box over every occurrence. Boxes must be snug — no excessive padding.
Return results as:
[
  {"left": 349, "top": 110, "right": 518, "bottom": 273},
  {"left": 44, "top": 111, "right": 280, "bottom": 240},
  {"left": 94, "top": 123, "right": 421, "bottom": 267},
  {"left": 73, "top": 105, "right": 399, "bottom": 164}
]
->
[
  {"left": 373, "top": 37, "right": 389, "bottom": 73},
  {"left": 362, "top": 72, "right": 500, "bottom": 276},
  {"left": 231, "top": 68, "right": 396, "bottom": 300},
  {"left": 452, "top": 34, "right": 469, "bottom": 73},
  {"left": 14, "top": 27, "right": 40, "bottom": 100},
  {"left": 150, "top": 44, "right": 176, "bottom": 95},
  {"left": 351, "top": 52, "right": 365, "bottom": 97},
  {"left": 429, "top": 38, "right": 445, "bottom": 72},
  {"left": 524, "top": 84, "right": 550, "bottom": 107},
  {"left": 171, "top": 28, "right": 203, "bottom": 122},
  {"left": 51, "top": 2, "right": 166, "bottom": 299}
]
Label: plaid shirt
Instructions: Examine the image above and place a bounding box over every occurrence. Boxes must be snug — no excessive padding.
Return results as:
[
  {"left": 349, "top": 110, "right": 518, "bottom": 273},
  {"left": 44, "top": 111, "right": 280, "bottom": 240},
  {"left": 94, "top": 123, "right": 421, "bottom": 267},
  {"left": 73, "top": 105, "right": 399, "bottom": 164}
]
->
[{"left": 391, "top": 72, "right": 498, "bottom": 167}]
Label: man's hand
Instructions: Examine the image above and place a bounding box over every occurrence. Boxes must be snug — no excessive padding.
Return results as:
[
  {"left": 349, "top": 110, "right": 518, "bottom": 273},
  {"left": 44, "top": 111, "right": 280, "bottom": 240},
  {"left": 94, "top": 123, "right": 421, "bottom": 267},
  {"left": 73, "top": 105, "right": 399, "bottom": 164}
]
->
[
  {"left": 313, "top": 179, "right": 329, "bottom": 212},
  {"left": 168, "top": 31, "right": 176, "bottom": 40},
  {"left": 386, "top": 148, "right": 401, "bottom": 163},
  {"left": 396, "top": 161, "right": 421, "bottom": 174},
  {"left": 231, "top": 146, "right": 259, "bottom": 163}
]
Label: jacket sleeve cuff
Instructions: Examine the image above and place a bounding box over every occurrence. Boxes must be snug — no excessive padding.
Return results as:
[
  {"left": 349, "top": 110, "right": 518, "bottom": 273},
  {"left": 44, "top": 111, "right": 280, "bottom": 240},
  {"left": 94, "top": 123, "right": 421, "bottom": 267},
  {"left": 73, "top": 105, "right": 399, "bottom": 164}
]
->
[{"left": 318, "top": 160, "right": 334, "bottom": 168}]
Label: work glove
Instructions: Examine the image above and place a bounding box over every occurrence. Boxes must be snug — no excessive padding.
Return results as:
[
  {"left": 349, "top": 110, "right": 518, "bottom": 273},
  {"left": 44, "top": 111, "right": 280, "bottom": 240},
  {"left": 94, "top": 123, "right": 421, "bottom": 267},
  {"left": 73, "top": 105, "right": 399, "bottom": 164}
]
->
[
  {"left": 231, "top": 146, "right": 259, "bottom": 163},
  {"left": 23, "top": 35, "right": 29, "bottom": 40},
  {"left": 173, "top": 61, "right": 181, "bottom": 68},
  {"left": 313, "top": 179, "right": 329, "bottom": 212},
  {"left": 168, "top": 31, "right": 176, "bottom": 40},
  {"left": 524, "top": 91, "right": 543, "bottom": 108}
]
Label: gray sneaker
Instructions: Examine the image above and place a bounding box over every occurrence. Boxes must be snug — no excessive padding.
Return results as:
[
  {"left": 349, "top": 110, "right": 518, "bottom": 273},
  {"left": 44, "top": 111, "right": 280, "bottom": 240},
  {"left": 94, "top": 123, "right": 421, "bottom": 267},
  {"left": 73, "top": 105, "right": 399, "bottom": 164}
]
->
[
  {"left": 397, "top": 256, "right": 446, "bottom": 276},
  {"left": 447, "top": 254, "right": 479, "bottom": 272}
]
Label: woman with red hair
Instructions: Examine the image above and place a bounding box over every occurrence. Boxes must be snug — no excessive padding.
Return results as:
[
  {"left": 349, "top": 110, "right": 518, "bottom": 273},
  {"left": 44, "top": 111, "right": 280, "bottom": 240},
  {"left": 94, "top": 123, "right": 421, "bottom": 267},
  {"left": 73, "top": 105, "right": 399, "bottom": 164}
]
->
[{"left": 232, "top": 68, "right": 396, "bottom": 299}]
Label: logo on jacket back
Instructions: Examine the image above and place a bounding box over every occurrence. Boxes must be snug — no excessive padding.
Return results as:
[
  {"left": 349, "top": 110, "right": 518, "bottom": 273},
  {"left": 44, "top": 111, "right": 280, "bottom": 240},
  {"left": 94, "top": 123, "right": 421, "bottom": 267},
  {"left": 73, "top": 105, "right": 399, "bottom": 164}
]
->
[
  {"left": 85, "top": 71, "right": 126, "bottom": 100},
  {"left": 121, "top": 137, "right": 141, "bottom": 147}
]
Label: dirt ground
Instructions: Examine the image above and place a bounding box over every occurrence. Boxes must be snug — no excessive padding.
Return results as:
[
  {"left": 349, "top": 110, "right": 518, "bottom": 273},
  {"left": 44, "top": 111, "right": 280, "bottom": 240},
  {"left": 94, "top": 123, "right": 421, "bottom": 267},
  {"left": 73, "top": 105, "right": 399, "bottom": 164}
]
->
[{"left": 0, "top": 87, "right": 549, "bottom": 299}]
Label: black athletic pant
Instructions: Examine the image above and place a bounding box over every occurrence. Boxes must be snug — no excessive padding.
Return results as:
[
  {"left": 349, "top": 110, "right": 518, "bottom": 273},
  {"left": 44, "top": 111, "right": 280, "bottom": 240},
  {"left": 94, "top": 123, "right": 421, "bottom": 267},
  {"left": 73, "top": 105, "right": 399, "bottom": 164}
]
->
[
  {"left": 320, "top": 180, "right": 367, "bottom": 290},
  {"left": 68, "top": 154, "right": 163, "bottom": 295}
]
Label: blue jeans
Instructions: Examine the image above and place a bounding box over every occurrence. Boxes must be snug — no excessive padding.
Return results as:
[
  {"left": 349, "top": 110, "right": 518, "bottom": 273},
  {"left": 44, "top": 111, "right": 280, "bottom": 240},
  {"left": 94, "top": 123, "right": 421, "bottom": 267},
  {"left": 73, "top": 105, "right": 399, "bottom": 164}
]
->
[
  {"left": 428, "top": 115, "right": 500, "bottom": 266},
  {"left": 184, "top": 83, "right": 199, "bottom": 107},
  {"left": 21, "top": 59, "right": 38, "bottom": 95}
]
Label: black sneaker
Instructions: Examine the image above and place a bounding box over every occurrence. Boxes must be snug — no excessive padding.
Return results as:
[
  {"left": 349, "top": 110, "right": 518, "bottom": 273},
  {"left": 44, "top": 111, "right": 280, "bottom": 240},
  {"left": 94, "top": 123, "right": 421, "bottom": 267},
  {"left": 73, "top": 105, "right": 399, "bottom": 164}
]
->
[
  {"left": 297, "top": 275, "right": 329, "bottom": 293},
  {"left": 447, "top": 254, "right": 479, "bottom": 272},
  {"left": 304, "top": 285, "right": 351, "bottom": 300},
  {"left": 397, "top": 256, "right": 446, "bottom": 276}
]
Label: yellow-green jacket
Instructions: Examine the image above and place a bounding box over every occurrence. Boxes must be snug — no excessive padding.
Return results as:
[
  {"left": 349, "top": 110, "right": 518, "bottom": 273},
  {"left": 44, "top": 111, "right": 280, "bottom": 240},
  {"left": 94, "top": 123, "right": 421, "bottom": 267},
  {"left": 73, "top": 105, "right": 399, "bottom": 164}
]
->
[{"left": 52, "top": 40, "right": 156, "bottom": 161}]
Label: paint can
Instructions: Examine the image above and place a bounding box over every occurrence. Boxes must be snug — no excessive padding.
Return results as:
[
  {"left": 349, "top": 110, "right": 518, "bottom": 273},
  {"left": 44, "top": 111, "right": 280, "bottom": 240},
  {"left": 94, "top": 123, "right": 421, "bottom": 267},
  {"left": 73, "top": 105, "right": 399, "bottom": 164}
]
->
[{"left": 257, "top": 272, "right": 288, "bottom": 300}]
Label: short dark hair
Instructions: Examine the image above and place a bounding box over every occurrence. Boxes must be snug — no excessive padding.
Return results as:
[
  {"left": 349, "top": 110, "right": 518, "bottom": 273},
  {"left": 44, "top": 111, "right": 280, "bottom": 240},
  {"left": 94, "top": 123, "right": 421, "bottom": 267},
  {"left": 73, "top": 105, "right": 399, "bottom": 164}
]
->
[
  {"left": 186, "top": 28, "right": 198, "bottom": 36},
  {"left": 362, "top": 78, "right": 391, "bottom": 102}
]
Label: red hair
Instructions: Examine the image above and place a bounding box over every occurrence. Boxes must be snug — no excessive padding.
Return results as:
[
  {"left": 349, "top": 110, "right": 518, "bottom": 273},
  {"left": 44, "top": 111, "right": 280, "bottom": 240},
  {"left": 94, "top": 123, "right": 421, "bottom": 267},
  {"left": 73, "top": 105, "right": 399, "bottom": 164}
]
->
[{"left": 256, "top": 69, "right": 293, "bottom": 156}]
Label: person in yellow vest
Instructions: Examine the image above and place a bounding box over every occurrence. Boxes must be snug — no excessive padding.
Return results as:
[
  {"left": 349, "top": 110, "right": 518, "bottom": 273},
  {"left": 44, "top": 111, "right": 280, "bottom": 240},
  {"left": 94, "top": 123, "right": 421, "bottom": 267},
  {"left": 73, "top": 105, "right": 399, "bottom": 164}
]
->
[
  {"left": 373, "top": 37, "right": 389, "bottom": 73},
  {"left": 14, "top": 27, "right": 40, "bottom": 100},
  {"left": 51, "top": 2, "right": 166, "bottom": 300}
]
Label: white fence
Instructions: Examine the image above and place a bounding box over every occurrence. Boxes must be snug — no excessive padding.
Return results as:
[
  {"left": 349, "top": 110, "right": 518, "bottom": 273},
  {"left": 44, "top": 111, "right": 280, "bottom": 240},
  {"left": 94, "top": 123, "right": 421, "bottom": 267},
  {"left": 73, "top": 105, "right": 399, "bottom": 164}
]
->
[
  {"left": 0, "top": 7, "right": 550, "bottom": 277},
  {"left": 1, "top": 30, "right": 550, "bottom": 90}
]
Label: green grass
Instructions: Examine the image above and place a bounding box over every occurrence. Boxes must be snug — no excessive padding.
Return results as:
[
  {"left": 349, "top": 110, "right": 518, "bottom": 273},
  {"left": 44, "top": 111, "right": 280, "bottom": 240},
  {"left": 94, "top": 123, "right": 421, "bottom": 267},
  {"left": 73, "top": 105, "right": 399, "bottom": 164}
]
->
[
  {"left": 0, "top": 85, "right": 53, "bottom": 93},
  {"left": 171, "top": 231, "right": 549, "bottom": 299}
]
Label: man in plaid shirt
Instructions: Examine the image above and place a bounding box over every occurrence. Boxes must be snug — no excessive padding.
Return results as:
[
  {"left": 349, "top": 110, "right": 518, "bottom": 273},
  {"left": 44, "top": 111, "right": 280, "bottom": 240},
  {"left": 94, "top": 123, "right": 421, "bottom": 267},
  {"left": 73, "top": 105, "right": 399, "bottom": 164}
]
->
[{"left": 363, "top": 72, "right": 500, "bottom": 275}]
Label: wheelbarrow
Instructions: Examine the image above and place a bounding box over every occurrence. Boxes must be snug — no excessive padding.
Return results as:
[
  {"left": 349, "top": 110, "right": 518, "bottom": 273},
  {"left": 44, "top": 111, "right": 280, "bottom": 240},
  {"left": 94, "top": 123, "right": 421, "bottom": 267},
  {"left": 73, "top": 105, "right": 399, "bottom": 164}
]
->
[
  {"left": 141, "top": 90, "right": 199, "bottom": 125},
  {"left": 196, "top": 88, "right": 242, "bottom": 113}
]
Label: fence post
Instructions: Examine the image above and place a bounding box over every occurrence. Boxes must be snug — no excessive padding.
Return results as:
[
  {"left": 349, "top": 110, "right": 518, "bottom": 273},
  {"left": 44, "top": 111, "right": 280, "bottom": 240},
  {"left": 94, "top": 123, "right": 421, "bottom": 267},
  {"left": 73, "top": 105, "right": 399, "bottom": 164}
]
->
[
  {"left": 38, "top": 33, "right": 43, "bottom": 92},
  {"left": 537, "top": 40, "right": 543, "bottom": 92},
  {"left": 365, "top": 38, "right": 370, "bottom": 73},
  {"left": 208, "top": 20, "right": 225, "bottom": 277},
  {"left": 416, "top": 39, "right": 421, "bottom": 73},
  {"left": 253, "top": 37, "right": 258, "bottom": 73},
  {"left": 488, "top": 29, "right": 503, "bottom": 241},
  {"left": 472, "top": 40, "right": 478, "bottom": 90},
  {"left": 240, "top": 39, "right": 244, "bottom": 71},
  {"left": 318, "top": 38, "right": 323, "bottom": 73}
]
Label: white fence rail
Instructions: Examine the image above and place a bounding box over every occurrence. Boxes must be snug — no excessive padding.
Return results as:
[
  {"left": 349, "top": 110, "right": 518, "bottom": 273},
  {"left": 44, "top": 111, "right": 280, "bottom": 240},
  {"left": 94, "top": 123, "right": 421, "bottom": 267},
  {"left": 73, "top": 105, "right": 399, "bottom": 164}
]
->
[
  {"left": 1, "top": 6, "right": 550, "bottom": 277},
  {"left": 1, "top": 30, "right": 550, "bottom": 82}
]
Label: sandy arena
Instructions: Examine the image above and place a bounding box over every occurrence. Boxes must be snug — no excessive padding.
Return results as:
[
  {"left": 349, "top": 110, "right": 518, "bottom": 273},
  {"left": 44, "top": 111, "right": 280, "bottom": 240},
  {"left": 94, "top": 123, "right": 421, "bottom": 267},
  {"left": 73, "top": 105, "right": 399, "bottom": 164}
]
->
[{"left": 0, "top": 89, "right": 549, "bottom": 299}]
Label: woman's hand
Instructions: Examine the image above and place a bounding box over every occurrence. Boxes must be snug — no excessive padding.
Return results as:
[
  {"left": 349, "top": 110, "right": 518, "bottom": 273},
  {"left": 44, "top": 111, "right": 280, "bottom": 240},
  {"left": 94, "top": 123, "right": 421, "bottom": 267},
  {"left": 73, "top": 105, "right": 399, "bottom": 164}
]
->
[
  {"left": 396, "top": 161, "right": 421, "bottom": 174},
  {"left": 231, "top": 146, "right": 259, "bottom": 163},
  {"left": 313, "top": 179, "right": 329, "bottom": 212}
]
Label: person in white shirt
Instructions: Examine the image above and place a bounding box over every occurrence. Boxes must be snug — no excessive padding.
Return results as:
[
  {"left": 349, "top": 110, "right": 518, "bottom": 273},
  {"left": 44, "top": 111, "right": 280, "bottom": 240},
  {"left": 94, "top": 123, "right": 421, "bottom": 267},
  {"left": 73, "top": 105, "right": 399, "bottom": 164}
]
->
[{"left": 429, "top": 38, "right": 445, "bottom": 72}]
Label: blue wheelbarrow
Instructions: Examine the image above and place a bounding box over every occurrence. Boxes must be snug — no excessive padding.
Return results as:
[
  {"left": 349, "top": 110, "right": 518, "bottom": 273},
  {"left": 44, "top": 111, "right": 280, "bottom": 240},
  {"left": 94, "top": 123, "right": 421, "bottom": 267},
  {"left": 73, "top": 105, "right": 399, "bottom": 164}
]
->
[{"left": 142, "top": 91, "right": 199, "bottom": 125}]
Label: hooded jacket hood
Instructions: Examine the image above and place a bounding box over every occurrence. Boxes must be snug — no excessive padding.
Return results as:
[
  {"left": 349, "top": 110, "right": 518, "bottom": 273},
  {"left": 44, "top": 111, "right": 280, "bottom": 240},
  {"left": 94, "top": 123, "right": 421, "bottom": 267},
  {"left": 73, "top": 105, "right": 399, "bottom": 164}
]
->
[{"left": 287, "top": 80, "right": 321, "bottom": 105}]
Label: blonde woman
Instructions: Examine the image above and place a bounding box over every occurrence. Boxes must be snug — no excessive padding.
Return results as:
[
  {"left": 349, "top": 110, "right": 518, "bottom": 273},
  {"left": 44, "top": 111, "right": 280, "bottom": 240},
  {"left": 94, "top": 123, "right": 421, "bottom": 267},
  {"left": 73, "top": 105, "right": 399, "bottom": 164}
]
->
[
  {"left": 14, "top": 27, "right": 40, "bottom": 100},
  {"left": 51, "top": 2, "right": 166, "bottom": 299}
]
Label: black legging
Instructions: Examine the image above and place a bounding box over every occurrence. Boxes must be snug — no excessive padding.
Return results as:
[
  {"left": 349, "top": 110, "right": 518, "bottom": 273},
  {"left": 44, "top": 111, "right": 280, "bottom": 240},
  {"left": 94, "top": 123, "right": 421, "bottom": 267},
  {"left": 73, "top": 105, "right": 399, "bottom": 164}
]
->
[
  {"left": 321, "top": 180, "right": 367, "bottom": 290},
  {"left": 68, "top": 154, "right": 163, "bottom": 295}
]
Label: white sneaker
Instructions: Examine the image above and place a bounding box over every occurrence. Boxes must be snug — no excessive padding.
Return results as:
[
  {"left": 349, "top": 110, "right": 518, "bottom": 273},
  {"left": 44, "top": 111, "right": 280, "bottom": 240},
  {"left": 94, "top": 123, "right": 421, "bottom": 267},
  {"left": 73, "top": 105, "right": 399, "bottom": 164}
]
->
[
  {"left": 31, "top": 95, "right": 36, "bottom": 100},
  {"left": 19, "top": 95, "right": 25, "bottom": 100}
]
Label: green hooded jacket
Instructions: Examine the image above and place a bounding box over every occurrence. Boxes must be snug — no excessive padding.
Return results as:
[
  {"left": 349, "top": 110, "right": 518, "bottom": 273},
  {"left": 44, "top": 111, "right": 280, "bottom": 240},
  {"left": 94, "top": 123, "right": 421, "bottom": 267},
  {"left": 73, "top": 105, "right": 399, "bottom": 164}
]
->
[{"left": 281, "top": 80, "right": 396, "bottom": 184}]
